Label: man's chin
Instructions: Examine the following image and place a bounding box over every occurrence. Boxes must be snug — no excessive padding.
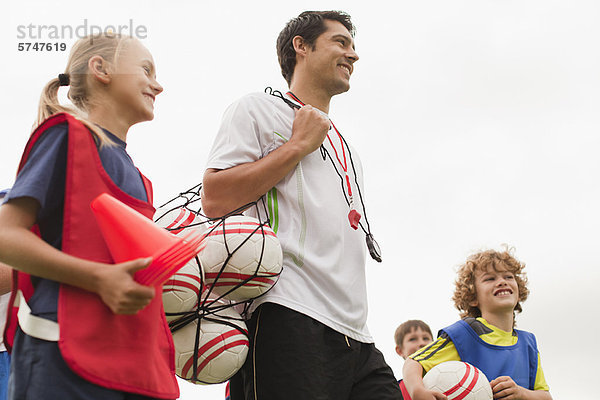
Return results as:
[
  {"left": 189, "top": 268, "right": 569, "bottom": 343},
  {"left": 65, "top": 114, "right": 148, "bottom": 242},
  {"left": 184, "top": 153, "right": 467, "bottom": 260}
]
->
[{"left": 331, "top": 82, "right": 351, "bottom": 96}]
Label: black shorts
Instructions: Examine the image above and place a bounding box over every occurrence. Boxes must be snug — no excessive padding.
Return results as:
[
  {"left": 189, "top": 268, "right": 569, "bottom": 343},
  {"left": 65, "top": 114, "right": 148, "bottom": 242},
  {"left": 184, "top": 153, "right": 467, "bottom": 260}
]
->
[{"left": 230, "top": 303, "right": 403, "bottom": 400}]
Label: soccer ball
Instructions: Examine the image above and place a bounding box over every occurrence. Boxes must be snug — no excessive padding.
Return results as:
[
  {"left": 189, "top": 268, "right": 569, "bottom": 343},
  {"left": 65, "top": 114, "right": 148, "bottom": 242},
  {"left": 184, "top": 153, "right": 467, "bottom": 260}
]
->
[
  {"left": 199, "top": 215, "right": 282, "bottom": 301},
  {"left": 423, "top": 361, "right": 493, "bottom": 400},
  {"left": 154, "top": 206, "right": 205, "bottom": 236},
  {"left": 162, "top": 257, "right": 203, "bottom": 322},
  {"left": 156, "top": 206, "right": 207, "bottom": 322},
  {"left": 172, "top": 306, "right": 249, "bottom": 384}
]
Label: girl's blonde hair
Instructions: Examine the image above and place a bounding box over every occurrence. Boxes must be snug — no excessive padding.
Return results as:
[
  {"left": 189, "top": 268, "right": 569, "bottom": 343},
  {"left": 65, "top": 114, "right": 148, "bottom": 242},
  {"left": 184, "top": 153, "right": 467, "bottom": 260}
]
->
[
  {"left": 453, "top": 246, "right": 529, "bottom": 326},
  {"left": 36, "top": 32, "right": 135, "bottom": 145}
]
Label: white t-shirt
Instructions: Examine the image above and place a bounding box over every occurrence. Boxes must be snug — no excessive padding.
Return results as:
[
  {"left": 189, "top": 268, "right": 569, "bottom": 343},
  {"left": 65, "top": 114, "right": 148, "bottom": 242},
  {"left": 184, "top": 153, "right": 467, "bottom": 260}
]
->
[{"left": 205, "top": 92, "right": 372, "bottom": 342}]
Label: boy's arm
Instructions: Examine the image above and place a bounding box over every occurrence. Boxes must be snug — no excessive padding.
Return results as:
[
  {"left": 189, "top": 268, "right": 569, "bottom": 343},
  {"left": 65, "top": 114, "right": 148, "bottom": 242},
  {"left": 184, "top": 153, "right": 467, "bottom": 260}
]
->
[
  {"left": 403, "top": 358, "right": 447, "bottom": 400},
  {"left": 490, "top": 376, "right": 552, "bottom": 400},
  {"left": 202, "top": 105, "right": 329, "bottom": 218}
]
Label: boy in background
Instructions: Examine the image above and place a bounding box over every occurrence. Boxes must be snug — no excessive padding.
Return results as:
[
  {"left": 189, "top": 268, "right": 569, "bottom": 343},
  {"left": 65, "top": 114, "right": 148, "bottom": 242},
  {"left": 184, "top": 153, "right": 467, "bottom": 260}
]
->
[
  {"left": 394, "top": 320, "right": 433, "bottom": 360},
  {"left": 403, "top": 248, "right": 552, "bottom": 400},
  {"left": 394, "top": 320, "right": 433, "bottom": 399}
]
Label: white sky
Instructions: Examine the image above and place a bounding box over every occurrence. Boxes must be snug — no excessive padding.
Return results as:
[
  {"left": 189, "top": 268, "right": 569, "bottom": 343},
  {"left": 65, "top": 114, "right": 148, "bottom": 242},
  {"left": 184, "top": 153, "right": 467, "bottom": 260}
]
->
[{"left": 2, "top": 1, "right": 600, "bottom": 399}]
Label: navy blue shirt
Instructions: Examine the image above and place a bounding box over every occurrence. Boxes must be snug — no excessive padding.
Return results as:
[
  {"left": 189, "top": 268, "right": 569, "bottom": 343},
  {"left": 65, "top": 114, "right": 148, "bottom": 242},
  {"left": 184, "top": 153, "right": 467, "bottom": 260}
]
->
[{"left": 6, "top": 123, "right": 148, "bottom": 321}]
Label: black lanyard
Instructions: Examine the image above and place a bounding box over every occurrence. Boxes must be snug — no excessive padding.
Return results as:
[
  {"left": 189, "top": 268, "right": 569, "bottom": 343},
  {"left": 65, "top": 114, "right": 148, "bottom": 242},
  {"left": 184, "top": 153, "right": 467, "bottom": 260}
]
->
[{"left": 264, "top": 87, "right": 382, "bottom": 262}]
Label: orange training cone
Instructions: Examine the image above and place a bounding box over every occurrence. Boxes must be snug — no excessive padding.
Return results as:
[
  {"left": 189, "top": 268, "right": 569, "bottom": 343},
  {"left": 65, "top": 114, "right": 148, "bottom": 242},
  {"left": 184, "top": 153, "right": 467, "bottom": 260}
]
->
[{"left": 91, "top": 193, "right": 181, "bottom": 263}]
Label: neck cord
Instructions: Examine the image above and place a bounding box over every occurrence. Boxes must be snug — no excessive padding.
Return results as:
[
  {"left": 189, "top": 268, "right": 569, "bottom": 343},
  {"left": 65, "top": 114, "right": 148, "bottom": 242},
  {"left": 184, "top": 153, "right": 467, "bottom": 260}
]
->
[
  {"left": 264, "top": 87, "right": 381, "bottom": 262},
  {"left": 286, "top": 92, "right": 359, "bottom": 227}
]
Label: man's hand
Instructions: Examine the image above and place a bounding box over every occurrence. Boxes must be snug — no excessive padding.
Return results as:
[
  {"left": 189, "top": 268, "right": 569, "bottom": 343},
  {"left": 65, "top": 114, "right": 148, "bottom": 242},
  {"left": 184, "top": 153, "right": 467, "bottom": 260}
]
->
[
  {"left": 288, "top": 105, "right": 331, "bottom": 157},
  {"left": 202, "top": 104, "right": 331, "bottom": 218},
  {"left": 94, "top": 258, "right": 156, "bottom": 314}
]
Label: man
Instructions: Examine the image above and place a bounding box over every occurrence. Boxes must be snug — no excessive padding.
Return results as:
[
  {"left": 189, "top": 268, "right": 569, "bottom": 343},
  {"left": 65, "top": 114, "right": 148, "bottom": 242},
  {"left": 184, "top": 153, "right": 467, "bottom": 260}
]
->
[{"left": 202, "top": 11, "right": 402, "bottom": 399}]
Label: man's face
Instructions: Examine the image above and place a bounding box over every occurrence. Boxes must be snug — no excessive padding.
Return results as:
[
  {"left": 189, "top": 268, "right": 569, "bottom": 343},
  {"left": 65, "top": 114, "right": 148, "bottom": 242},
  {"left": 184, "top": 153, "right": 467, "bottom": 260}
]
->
[{"left": 303, "top": 19, "right": 359, "bottom": 96}]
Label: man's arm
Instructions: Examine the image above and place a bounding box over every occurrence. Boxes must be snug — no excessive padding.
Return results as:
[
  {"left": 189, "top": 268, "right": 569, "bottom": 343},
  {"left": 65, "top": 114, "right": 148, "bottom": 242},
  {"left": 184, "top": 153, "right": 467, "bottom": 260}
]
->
[{"left": 202, "top": 105, "right": 330, "bottom": 218}]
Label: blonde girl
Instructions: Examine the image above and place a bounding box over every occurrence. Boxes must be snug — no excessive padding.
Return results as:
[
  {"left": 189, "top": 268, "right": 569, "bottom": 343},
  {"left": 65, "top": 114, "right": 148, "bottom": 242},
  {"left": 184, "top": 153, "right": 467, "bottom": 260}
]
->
[{"left": 0, "top": 33, "right": 179, "bottom": 399}]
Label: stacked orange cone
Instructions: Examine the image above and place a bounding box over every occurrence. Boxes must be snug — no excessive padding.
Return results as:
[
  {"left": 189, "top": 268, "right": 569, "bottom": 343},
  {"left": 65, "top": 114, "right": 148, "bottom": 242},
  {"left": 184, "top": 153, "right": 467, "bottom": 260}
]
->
[{"left": 90, "top": 193, "right": 205, "bottom": 286}]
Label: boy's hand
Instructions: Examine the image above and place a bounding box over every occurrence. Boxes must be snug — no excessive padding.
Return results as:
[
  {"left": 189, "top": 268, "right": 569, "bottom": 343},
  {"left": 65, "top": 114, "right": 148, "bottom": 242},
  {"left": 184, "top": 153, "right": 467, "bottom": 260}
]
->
[
  {"left": 491, "top": 376, "right": 526, "bottom": 399},
  {"left": 404, "top": 358, "right": 447, "bottom": 400},
  {"left": 412, "top": 386, "right": 448, "bottom": 400},
  {"left": 94, "top": 257, "right": 156, "bottom": 314}
]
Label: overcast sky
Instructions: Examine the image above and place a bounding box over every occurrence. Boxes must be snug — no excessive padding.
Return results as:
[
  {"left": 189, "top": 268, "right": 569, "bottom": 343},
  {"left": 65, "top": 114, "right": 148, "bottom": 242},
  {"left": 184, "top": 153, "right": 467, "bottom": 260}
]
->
[{"left": 2, "top": 1, "right": 599, "bottom": 398}]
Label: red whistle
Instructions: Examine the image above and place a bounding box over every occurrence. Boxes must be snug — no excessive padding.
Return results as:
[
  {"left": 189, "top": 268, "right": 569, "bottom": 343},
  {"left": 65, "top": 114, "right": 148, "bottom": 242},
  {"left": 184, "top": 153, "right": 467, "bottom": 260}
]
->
[{"left": 348, "top": 209, "right": 361, "bottom": 230}]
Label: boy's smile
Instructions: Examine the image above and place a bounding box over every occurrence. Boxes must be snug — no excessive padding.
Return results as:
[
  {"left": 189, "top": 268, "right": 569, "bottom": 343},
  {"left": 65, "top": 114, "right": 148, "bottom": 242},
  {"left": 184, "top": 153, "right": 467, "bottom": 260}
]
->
[
  {"left": 494, "top": 287, "right": 513, "bottom": 297},
  {"left": 471, "top": 267, "right": 519, "bottom": 317}
]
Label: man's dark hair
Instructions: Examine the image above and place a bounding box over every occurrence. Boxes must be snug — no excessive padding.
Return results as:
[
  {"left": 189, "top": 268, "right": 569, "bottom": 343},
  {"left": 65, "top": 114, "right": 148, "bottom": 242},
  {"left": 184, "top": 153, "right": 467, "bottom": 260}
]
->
[{"left": 276, "top": 11, "right": 356, "bottom": 86}]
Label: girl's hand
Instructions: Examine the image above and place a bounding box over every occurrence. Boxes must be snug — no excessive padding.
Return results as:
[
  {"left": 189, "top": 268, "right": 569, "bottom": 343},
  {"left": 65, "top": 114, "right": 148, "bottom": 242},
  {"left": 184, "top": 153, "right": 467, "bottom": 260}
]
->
[{"left": 94, "top": 257, "right": 155, "bottom": 314}]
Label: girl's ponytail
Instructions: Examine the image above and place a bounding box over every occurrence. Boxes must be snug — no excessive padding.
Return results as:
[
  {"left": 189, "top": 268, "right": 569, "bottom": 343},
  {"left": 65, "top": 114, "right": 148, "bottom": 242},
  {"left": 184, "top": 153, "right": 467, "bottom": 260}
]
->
[{"left": 36, "top": 77, "right": 78, "bottom": 127}]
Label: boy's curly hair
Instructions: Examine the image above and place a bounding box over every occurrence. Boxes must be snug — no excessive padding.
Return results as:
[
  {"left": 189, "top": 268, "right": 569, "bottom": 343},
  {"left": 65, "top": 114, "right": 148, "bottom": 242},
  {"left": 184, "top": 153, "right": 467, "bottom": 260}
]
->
[{"left": 453, "top": 247, "right": 529, "bottom": 324}]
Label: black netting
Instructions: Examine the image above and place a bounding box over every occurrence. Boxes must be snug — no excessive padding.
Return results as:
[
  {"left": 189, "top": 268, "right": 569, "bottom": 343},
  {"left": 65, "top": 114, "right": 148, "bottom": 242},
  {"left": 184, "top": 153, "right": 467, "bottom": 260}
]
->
[{"left": 154, "top": 182, "right": 281, "bottom": 384}]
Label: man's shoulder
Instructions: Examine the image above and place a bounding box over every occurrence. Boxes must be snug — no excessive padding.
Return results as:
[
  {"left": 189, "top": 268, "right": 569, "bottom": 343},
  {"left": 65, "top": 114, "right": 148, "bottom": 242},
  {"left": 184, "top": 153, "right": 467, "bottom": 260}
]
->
[
  {"left": 235, "top": 91, "right": 287, "bottom": 106},
  {"left": 230, "top": 91, "right": 294, "bottom": 114}
]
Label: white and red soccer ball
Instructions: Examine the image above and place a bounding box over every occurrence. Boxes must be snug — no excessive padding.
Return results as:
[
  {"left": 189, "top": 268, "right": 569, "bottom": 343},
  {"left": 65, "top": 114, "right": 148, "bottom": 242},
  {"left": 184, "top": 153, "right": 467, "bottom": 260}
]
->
[
  {"left": 161, "top": 258, "right": 203, "bottom": 322},
  {"left": 154, "top": 206, "right": 204, "bottom": 236},
  {"left": 423, "top": 361, "right": 493, "bottom": 400},
  {"left": 172, "top": 306, "right": 249, "bottom": 384},
  {"left": 200, "top": 215, "right": 282, "bottom": 302},
  {"left": 155, "top": 206, "right": 206, "bottom": 322}
]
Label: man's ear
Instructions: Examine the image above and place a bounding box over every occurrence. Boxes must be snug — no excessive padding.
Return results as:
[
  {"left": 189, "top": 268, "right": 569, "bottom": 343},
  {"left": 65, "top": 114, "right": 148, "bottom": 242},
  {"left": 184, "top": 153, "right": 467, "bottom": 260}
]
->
[
  {"left": 292, "top": 35, "right": 309, "bottom": 58},
  {"left": 89, "top": 56, "right": 111, "bottom": 84}
]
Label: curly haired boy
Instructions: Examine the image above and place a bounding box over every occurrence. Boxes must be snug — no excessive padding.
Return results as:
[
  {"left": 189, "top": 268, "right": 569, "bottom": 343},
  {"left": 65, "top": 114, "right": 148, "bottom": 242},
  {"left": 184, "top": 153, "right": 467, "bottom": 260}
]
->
[{"left": 403, "top": 248, "right": 552, "bottom": 400}]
